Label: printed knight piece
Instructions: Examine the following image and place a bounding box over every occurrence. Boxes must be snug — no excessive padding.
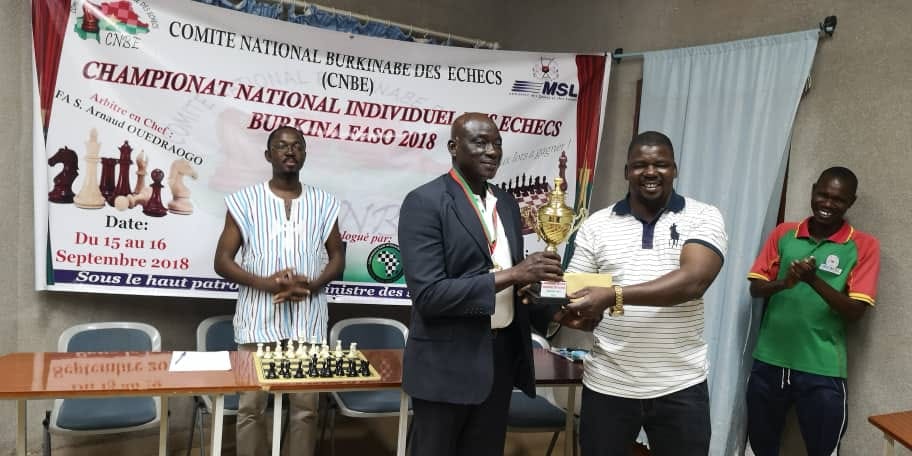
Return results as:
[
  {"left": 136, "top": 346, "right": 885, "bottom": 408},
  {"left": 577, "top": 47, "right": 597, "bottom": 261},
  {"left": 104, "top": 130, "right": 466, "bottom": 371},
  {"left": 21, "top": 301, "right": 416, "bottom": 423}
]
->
[
  {"left": 47, "top": 146, "right": 79, "bottom": 204},
  {"left": 167, "top": 159, "right": 198, "bottom": 215}
]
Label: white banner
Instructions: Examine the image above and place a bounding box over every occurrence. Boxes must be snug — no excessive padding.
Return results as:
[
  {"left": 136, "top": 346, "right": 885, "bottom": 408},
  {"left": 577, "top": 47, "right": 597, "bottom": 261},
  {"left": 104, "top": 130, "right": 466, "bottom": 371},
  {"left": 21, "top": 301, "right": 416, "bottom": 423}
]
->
[{"left": 34, "top": 0, "right": 610, "bottom": 303}]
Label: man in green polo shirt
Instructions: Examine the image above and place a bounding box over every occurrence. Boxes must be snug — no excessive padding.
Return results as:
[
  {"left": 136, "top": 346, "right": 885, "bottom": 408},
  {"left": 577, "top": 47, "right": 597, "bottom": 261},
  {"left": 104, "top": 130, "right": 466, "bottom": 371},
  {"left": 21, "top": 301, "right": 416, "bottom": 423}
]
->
[{"left": 745, "top": 166, "right": 880, "bottom": 456}]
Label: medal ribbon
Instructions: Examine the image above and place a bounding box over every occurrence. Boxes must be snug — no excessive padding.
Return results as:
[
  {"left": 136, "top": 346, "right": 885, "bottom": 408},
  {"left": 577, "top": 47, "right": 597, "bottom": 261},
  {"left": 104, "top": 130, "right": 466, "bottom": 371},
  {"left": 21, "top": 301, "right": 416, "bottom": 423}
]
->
[{"left": 449, "top": 168, "right": 498, "bottom": 256}]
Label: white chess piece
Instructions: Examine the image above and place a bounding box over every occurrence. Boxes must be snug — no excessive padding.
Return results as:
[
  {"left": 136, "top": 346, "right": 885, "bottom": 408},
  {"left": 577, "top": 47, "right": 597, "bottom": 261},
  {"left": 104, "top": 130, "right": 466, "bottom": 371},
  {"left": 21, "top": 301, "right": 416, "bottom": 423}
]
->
[
  {"left": 348, "top": 342, "right": 358, "bottom": 359},
  {"left": 296, "top": 338, "right": 306, "bottom": 357},
  {"left": 167, "top": 159, "right": 198, "bottom": 215},
  {"left": 132, "top": 151, "right": 147, "bottom": 195},
  {"left": 273, "top": 342, "right": 282, "bottom": 359},
  {"left": 286, "top": 340, "right": 296, "bottom": 359},
  {"left": 334, "top": 340, "right": 344, "bottom": 358},
  {"left": 73, "top": 128, "right": 105, "bottom": 209},
  {"left": 256, "top": 343, "right": 264, "bottom": 358},
  {"left": 263, "top": 345, "right": 273, "bottom": 359}
]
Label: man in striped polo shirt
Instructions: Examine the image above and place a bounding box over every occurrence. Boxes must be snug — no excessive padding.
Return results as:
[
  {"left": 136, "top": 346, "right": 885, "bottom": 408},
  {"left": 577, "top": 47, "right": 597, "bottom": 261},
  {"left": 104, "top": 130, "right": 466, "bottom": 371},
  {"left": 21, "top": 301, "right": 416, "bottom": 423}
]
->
[
  {"left": 562, "top": 131, "right": 727, "bottom": 455},
  {"left": 746, "top": 167, "right": 880, "bottom": 456},
  {"left": 214, "top": 126, "right": 345, "bottom": 456}
]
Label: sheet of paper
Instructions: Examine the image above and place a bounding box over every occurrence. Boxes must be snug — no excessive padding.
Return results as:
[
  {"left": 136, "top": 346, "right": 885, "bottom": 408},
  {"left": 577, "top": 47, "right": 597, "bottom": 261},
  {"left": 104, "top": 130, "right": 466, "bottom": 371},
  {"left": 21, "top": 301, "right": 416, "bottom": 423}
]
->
[
  {"left": 169, "top": 351, "right": 232, "bottom": 372},
  {"left": 564, "top": 272, "right": 612, "bottom": 294}
]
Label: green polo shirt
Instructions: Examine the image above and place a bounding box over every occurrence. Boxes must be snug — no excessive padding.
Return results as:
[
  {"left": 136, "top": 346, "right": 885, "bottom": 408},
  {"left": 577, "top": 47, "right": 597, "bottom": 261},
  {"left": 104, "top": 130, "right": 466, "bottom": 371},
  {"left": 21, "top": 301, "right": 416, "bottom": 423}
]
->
[{"left": 747, "top": 219, "right": 880, "bottom": 378}]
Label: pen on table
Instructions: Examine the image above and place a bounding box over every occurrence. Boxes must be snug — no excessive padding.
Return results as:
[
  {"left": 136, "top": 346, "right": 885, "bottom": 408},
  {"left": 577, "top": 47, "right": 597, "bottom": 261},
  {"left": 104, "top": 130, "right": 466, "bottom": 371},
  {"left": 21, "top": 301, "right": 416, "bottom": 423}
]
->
[{"left": 174, "top": 351, "right": 188, "bottom": 365}]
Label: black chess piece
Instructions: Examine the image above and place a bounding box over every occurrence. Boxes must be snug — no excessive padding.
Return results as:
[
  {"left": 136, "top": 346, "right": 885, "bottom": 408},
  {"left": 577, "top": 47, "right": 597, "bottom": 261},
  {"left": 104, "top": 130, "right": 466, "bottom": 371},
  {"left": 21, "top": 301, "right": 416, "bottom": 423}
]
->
[
  {"left": 266, "top": 361, "right": 278, "bottom": 379},
  {"left": 307, "top": 356, "right": 319, "bottom": 377},
  {"left": 320, "top": 360, "right": 333, "bottom": 378},
  {"left": 47, "top": 147, "right": 79, "bottom": 204},
  {"left": 278, "top": 360, "right": 289, "bottom": 378},
  {"left": 346, "top": 359, "right": 358, "bottom": 377},
  {"left": 113, "top": 141, "right": 133, "bottom": 202},
  {"left": 142, "top": 169, "right": 168, "bottom": 217},
  {"left": 294, "top": 361, "right": 305, "bottom": 378},
  {"left": 333, "top": 358, "right": 345, "bottom": 376},
  {"left": 360, "top": 359, "right": 371, "bottom": 377},
  {"left": 99, "top": 157, "right": 117, "bottom": 205}
]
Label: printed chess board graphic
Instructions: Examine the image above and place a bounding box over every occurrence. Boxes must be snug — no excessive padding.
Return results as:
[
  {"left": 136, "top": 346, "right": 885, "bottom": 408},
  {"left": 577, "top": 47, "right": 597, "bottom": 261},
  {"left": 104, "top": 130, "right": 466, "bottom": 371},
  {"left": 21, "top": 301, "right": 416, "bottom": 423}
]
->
[
  {"left": 496, "top": 176, "right": 552, "bottom": 235},
  {"left": 253, "top": 351, "right": 381, "bottom": 385}
]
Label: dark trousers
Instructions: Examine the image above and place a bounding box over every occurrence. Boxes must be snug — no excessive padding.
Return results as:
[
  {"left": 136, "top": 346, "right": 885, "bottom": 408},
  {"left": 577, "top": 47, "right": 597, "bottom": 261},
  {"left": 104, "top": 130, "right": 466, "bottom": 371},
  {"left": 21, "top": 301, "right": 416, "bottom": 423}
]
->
[
  {"left": 579, "top": 381, "right": 710, "bottom": 456},
  {"left": 746, "top": 360, "right": 847, "bottom": 456},
  {"left": 408, "top": 325, "right": 519, "bottom": 456}
]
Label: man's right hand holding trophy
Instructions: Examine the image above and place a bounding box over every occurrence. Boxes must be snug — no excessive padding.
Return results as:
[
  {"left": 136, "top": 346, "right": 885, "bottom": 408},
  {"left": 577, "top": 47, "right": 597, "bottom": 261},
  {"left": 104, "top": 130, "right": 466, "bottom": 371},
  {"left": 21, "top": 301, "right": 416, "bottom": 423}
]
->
[{"left": 523, "top": 176, "right": 613, "bottom": 332}]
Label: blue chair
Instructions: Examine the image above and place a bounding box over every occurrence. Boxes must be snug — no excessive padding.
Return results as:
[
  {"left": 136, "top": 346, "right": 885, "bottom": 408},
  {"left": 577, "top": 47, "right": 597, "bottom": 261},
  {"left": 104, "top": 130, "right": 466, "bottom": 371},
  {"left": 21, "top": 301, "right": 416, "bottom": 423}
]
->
[
  {"left": 325, "top": 318, "right": 410, "bottom": 456},
  {"left": 43, "top": 322, "right": 162, "bottom": 455},
  {"left": 186, "top": 315, "right": 239, "bottom": 456},
  {"left": 507, "top": 333, "right": 569, "bottom": 456}
]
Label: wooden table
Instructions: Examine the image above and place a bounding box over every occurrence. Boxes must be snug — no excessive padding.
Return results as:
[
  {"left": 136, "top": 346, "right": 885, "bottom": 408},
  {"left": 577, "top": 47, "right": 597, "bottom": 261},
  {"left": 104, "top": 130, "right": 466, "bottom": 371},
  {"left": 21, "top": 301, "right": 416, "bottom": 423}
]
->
[
  {"left": 0, "top": 348, "right": 582, "bottom": 456},
  {"left": 0, "top": 351, "right": 260, "bottom": 456},
  {"left": 869, "top": 410, "right": 912, "bottom": 456}
]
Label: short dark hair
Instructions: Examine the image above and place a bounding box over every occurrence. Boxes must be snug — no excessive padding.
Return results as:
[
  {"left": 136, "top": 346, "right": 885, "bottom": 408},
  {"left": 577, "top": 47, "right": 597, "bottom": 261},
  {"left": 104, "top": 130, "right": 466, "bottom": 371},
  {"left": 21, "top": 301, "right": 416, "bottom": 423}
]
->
[
  {"left": 267, "top": 125, "right": 306, "bottom": 148},
  {"left": 628, "top": 131, "right": 674, "bottom": 159},
  {"left": 818, "top": 166, "right": 858, "bottom": 195}
]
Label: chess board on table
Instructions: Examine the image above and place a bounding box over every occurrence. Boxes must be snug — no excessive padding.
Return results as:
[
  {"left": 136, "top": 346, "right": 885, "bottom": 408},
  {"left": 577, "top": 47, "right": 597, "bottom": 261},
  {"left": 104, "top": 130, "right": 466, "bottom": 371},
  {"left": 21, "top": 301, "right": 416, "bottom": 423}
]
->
[{"left": 253, "top": 351, "right": 381, "bottom": 385}]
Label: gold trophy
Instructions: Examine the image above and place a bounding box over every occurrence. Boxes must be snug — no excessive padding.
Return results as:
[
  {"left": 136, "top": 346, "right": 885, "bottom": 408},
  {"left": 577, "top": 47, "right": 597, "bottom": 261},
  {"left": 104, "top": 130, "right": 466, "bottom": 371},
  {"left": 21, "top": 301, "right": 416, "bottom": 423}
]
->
[{"left": 534, "top": 177, "right": 587, "bottom": 302}]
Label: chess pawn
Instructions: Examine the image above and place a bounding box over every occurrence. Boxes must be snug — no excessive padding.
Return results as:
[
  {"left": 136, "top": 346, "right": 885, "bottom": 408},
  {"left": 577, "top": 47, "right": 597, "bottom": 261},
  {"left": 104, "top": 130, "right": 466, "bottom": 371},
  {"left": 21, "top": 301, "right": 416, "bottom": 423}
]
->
[
  {"left": 334, "top": 340, "right": 344, "bottom": 358},
  {"left": 285, "top": 340, "right": 296, "bottom": 359},
  {"left": 294, "top": 361, "right": 305, "bottom": 378},
  {"left": 255, "top": 343, "right": 264, "bottom": 358},
  {"left": 74, "top": 129, "right": 105, "bottom": 209},
  {"left": 142, "top": 169, "right": 168, "bottom": 217},
  {"left": 347, "top": 342, "right": 359, "bottom": 359},
  {"left": 263, "top": 345, "right": 272, "bottom": 360},
  {"left": 360, "top": 359, "right": 371, "bottom": 377},
  {"left": 296, "top": 338, "right": 306, "bottom": 358},
  {"left": 346, "top": 359, "right": 358, "bottom": 377}
]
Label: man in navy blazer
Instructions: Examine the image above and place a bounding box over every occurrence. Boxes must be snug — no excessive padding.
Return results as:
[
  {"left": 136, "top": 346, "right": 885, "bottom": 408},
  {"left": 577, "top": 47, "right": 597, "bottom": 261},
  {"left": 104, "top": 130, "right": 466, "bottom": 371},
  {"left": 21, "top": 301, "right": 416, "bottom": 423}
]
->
[{"left": 398, "top": 112, "right": 566, "bottom": 456}]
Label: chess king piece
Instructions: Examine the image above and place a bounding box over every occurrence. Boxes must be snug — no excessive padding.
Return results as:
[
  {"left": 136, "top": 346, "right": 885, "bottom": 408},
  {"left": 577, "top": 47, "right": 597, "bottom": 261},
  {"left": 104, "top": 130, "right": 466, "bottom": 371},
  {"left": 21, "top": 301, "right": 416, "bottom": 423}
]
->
[
  {"left": 142, "top": 169, "right": 168, "bottom": 217},
  {"left": 113, "top": 141, "right": 134, "bottom": 203},
  {"left": 534, "top": 176, "right": 588, "bottom": 304},
  {"left": 74, "top": 129, "right": 105, "bottom": 209},
  {"left": 167, "top": 159, "right": 198, "bottom": 215},
  {"left": 47, "top": 147, "right": 79, "bottom": 204}
]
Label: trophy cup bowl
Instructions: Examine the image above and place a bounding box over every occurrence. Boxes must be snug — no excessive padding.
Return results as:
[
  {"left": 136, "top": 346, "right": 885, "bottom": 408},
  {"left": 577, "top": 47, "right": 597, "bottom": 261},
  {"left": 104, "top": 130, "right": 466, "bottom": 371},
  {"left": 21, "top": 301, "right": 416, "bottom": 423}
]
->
[{"left": 532, "top": 177, "right": 586, "bottom": 306}]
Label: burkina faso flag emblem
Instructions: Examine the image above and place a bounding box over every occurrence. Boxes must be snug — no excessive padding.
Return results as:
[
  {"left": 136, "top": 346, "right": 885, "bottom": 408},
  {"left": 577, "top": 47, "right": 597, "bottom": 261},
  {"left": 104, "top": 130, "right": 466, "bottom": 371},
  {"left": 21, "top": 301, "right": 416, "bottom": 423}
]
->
[{"left": 74, "top": 1, "right": 150, "bottom": 42}]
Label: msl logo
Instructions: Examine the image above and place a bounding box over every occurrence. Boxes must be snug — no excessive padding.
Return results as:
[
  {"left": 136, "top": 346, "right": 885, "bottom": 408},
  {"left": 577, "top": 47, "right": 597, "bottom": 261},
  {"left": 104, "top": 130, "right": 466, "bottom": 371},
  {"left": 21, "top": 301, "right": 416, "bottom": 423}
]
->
[
  {"left": 72, "top": 1, "right": 156, "bottom": 48},
  {"left": 510, "top": 57, "right": 578, "bottom": 100}
]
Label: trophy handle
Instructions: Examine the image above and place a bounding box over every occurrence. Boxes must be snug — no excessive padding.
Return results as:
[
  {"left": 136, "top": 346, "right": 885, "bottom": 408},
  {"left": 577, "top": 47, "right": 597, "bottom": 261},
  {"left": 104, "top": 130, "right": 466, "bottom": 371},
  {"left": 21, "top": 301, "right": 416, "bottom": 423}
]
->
[{"left": 568, "top": 207, "right": 589, "bottom": 236}]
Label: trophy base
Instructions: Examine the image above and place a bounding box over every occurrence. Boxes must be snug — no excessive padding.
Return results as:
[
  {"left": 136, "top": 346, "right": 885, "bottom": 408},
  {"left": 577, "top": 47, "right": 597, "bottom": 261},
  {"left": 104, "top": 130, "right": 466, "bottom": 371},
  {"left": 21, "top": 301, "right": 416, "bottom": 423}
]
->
[{"left": 525, "top": 283, "right": 570, "bottom": 315}]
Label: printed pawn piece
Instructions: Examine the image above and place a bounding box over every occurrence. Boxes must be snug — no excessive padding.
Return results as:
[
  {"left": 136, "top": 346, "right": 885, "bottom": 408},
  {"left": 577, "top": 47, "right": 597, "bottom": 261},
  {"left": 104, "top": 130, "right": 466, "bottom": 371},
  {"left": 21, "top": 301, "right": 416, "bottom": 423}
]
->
[
  {"left": 74, "top": 129, "right": 105, "bottom": 209},
  {"left": 47, "top": 146, "right": 79, "bottom": 204},
  {"left": 142, "top": 169, "right": 168, "bottom": 217},
  {"left": 167, "top": 159, "right": 198, "bottom": 215}
]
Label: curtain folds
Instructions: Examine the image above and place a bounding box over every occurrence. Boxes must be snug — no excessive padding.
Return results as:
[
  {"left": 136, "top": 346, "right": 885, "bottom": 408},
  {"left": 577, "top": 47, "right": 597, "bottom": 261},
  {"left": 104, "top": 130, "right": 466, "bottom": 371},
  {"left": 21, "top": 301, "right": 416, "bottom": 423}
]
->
[{"left": 638, "top": 30, "right": 819, "bottom": 455}]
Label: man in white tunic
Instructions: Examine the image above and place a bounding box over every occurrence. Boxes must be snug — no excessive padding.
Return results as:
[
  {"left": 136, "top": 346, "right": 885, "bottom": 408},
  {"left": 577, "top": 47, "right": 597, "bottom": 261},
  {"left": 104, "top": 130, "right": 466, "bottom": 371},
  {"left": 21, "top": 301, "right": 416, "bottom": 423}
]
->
[{"left": 214, "top": 125, "right": 345, "bottom": 456}]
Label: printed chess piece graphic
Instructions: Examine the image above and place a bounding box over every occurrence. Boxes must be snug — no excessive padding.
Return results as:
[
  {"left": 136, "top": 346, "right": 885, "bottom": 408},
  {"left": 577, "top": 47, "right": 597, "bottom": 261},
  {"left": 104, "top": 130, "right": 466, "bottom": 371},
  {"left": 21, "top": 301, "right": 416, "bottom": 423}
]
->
[
  {"left": 166, "top": 159, "right": 197, "bottom": 215},
  {"left": 113, "top": 141, "right": 134, "bottom": 203},
  {"left": 142, "top": 169, "right": 168, "bottom": 217},
  {"left": 47, "top": 147, "right": 79, "bottom": 204},
  {"left": 558, "top": 150, "right": 568, "bottom": 191},
  {"left": 114, "top": 151, "right": 151, "bottom": 211},
  {"left": 81, "top": 2, "right": 99, "bottom": 34},
  {"left": 74, "top": 129, "right": 105, "bottom": 209},
  {"left": 99, "top": 157, "right": 117, "bottom": 206},
  {"left": 132, "top": 151, "right": 148, "bottom": 195}
]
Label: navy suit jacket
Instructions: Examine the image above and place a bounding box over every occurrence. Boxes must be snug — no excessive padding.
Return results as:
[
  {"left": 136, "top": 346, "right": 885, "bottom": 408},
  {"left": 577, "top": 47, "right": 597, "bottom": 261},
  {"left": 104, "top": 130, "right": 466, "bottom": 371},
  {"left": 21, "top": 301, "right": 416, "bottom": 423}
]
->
[{"left": 399, "top": 174, "right": 548, "bottom": 404}]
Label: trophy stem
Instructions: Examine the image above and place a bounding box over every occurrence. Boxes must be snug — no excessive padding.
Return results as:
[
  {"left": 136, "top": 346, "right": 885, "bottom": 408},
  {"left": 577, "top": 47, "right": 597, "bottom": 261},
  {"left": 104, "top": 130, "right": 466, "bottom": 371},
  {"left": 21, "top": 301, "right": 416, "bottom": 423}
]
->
[{"left": 544, "top": 244, "right": 558, "bottom": 254}]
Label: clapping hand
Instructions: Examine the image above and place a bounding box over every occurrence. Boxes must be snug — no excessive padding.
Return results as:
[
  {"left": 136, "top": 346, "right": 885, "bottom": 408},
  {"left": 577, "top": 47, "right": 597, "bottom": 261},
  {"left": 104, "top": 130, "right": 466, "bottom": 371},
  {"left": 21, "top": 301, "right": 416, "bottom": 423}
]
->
[{"left": 788, "top": 256, "right": 817, "bottom": 283}]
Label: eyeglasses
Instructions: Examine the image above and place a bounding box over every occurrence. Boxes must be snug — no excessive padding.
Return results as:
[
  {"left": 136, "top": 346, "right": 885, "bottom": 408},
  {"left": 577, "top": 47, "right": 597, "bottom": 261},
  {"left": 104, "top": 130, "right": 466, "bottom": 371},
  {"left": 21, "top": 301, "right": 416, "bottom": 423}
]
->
[{"left": 271, "top": 141, "right": 305, "bottom": 153}]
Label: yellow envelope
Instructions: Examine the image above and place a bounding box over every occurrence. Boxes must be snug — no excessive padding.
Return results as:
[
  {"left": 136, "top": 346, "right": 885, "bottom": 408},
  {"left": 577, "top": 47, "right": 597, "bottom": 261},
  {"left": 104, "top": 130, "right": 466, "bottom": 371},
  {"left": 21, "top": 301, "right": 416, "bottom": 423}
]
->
[{"left": 564, "top": 272, "right": 613, "bottom": 294}]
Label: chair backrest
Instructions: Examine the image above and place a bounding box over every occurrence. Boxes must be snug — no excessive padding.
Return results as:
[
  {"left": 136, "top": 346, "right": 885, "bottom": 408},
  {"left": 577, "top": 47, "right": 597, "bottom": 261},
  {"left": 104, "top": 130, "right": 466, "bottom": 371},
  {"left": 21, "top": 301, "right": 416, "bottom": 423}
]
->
[
  {"left": 59, "top": 322, "right": 161, "bottom": 353},
  {"left": 196, "top": 315, "right": 236, "bottom": 351},
  {"left": 329, "top": 318, "right": 408, "bottom": 349},
  {"left": 531, "top": 333, "right": 550, "bottom": 350}
]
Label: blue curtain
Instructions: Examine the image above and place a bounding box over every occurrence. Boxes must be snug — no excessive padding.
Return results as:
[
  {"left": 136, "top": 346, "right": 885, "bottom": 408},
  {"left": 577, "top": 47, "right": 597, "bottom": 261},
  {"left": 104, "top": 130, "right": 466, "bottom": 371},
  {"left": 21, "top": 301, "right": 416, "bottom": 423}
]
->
[
  {"left": 638, "top": 30, "right": 818, "bottom": 455},
  {"left": 191, "top": 0, "right": 452, "bottom": 45}
]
